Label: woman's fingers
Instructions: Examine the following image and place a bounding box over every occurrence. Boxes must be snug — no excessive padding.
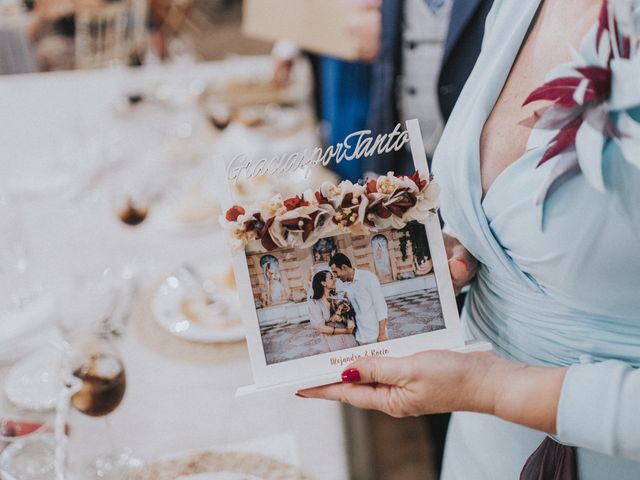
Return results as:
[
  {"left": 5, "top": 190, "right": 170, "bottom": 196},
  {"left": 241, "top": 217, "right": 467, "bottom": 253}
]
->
[
  {"left": 298, "top": 383, "right": 391, "bottom": 411},
  {"left": 449, "top": 258, "right": 471, "bottom": 295},
  {"left": 445, "top": 236, "right": 478, "bottom": 295},
  {"left": 346, "top": 356, "right": 410, "bottom": 386},
  {"left": 301, "top": 356, "right": 408, "bottom": 394},
  {"left": 298, "top": 357, "right": 420, "bottom": 416}
]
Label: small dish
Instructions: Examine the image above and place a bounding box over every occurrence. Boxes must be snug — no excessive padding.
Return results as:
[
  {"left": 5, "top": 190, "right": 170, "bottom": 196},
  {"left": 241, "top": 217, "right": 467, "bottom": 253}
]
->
[
  {"left": 4, "top": 346, "right": 64, "bottom": 412},
  {"left": 151, "top": 264, "right": 244, "bottom": 343}
]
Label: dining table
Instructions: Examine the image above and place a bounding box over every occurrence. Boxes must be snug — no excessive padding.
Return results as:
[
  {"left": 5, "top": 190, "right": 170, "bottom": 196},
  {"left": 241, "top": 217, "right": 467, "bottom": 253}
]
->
[{"left": 0, "top": 58, "right": 359, "bottom": 479}]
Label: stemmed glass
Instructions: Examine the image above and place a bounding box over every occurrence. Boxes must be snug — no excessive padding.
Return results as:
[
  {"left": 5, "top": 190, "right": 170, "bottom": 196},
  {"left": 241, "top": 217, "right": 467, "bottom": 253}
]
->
[
  {"left": 0, "top": 192, "right": 39, "bottom": 311},
  {"left": 66, "top": 330, "right": 141, "bottom": 478}
]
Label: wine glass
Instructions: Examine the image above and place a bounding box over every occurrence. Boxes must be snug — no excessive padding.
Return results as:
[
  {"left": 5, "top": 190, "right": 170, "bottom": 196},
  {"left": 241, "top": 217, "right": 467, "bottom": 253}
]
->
[
  {"left": 67, "top": 331, "right": 141, "bottom": 478},
  {"left": 0, "top": 192, "right": 40, "bottom": 311}
]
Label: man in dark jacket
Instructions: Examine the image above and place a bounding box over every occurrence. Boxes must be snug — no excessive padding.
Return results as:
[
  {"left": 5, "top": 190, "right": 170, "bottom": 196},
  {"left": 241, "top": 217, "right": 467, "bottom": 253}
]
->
[{"left": 368, "top": 0, "right": 494, "bottom": 177}]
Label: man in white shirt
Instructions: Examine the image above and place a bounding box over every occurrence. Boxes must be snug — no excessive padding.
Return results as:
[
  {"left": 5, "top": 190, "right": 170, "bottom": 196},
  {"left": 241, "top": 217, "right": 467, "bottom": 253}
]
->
[{"left": 329, "top": 253, "right": 388, "bottom": 345}]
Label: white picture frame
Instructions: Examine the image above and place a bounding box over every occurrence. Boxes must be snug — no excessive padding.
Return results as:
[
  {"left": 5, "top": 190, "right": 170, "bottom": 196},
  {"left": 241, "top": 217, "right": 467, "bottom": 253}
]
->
[{"left": 224, "top": 119, "right": 465, "bottom": 391}]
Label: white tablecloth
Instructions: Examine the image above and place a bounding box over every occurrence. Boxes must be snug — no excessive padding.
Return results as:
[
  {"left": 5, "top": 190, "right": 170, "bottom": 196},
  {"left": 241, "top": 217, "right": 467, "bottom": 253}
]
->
[{"left": 0, "top": 60, "right": 349, "bottom": 479}]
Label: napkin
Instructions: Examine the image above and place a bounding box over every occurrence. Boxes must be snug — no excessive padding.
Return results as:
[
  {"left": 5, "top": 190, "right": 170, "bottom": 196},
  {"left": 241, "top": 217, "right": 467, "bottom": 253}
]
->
[{"left": 0, "top": 294, "right": 60, "bottom": 366}]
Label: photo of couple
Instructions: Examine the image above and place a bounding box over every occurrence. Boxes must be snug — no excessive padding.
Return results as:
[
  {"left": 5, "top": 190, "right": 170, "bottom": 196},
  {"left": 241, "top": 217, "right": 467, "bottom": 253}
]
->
[
  {"left": 308, "top": 253, "right": 388, "bottom": 352},
  {"left": 247, "top": 222, "right": 447, "bottom": 365}
]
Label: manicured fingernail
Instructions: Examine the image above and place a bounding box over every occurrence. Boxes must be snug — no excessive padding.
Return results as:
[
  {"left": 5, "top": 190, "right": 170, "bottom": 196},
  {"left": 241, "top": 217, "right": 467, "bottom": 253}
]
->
[
  {"left": 456, "top": 259, "right": 469, "bottom": 271},
  {"left": 295, "top": 392, "right": 307, "bottom": 398},
  {"left": 342, "top": 368, "right": 360, "bottom": 383}
]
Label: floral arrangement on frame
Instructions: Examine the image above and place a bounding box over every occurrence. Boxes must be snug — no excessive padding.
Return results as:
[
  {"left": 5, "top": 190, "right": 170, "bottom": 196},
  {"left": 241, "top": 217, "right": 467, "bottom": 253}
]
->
[{"left": 221, "top": 171, "right": 439, "bottom": 252}]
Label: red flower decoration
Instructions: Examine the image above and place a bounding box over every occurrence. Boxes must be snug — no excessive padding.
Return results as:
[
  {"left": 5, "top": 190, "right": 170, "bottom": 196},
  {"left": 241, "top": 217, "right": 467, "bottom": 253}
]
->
[
  {"left": 315, "top": 191, "right": 331, "bottom": 205},
  {"left": 408, "top": 171, "right": 427, "bottom": 191},
  {"left": 364, "top": 200, "right": 392, "bottom": 226},
  {"left": 283, "top": 195, "right": 309, "bottom": 211},
  {"left": 225, "top": 205, "right": 245, "bottom": 222},
  {"left": 224, "top": 170, "right": 437, "bottom": 251},
  {"left": 332, "top": 192, "right": 361, "bottom": 227},
  {"left": 386, "top": 189, "right": 417, "bottom": 217},
  {"left": 281, "top": 211, "right": 321, "bottom": 242},
  {"left": 242, "top": 213, "right": 277, "bottom": 251},
  {"left": 257, "top": 217, "right": 277, "bottom": 251}
]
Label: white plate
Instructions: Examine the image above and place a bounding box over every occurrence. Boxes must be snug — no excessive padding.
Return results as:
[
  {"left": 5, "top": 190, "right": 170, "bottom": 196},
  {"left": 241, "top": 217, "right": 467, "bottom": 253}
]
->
[
  {"left": 150, "top": 205, "right": 220, "bottom": 235},
  {"left": 151, "top": 264, "right": 244, "bottom": 343},
  {"left": 4, "top": 346, "right": 64, "bottom": 412},
  {"left": 149, "top": 170, "right": 223, "bottom": 235}
]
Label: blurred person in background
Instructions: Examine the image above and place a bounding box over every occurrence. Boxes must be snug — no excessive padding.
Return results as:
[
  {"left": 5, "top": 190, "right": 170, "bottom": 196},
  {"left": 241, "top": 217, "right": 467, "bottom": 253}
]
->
[
  {"left": 26, "top": 0, "right": 86, "bottom": 71},
  {"left": 147, "top": 0, "right": 193, "bottom": 60},
  {"left": 26, "top": 0, "right": 137, "bottom": 71},
  {"left": 368, "top": 0, "right": 494, "bottom": 178},
  {"left": 272, "top": 0, "right": 382, "bottom": 183},
  {"left": 313, "top": 0, "right": 381, "bottom": 182}
]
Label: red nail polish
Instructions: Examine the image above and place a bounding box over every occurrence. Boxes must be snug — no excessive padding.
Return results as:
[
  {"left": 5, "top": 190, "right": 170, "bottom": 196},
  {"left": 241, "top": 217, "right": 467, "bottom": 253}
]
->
[
  {"left": 295, "top": 392, "right": 307, "bottom": 398},
  {"left": 342, "top": 368, "right": 360, "bottom": 383}
]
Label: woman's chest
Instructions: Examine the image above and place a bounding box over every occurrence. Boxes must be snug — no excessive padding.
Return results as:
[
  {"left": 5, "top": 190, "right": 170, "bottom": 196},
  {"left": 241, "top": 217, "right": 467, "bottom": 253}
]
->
[
  {"left": 481, "top": 150, "right": 640, "bottom": 317},
  {"left": 479, "top": 2, "right": 601, "bottom": 196}
]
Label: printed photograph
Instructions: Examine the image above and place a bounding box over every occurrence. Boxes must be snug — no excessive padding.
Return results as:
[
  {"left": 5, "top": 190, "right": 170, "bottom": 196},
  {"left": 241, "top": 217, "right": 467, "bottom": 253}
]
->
[{"left": 245, "top": 221, "right": 446, "bottom": 364}]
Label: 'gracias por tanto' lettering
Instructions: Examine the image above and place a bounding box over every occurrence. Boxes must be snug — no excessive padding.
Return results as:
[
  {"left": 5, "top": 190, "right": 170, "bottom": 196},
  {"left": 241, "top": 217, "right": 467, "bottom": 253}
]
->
[{"left": 226, "top": 124, "right": 410, "bottom": 181}]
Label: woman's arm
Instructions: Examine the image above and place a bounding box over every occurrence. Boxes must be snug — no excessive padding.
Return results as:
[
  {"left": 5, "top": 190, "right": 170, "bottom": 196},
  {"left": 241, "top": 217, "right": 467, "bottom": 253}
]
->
[
  {"left": 316, "top": 325, "right": 353, "bottom": 335},
  {"left": 309, "top": 300, "right": 351, "bottom": 335},
  {"left": 299, "top": 350, "right": 565, "bottom": 434},
  {"left": 300, "top": 350, "right": 640, "bottom": 461},
  {"left": 556, "top": 360, "right": 640, "bottom": 459}
]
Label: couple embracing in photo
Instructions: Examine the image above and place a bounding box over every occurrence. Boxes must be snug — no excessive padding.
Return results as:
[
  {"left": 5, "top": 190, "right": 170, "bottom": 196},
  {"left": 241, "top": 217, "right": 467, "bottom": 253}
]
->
[{"left": 307, "top": 253, "right": 389, "bottom": 352}]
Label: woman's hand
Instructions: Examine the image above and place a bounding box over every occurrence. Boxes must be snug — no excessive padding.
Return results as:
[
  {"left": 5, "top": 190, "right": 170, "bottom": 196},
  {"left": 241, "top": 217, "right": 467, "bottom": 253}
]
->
[
  {"left": 298, "top": 351, "right": 567, "bottom": 434},
  {"left": 299, "top": 350, "right": 495, "bottom": 417},
  {"left": 347, "top": 321, "right": 356, "bottom": 334},
  {"left": 444, "top": 233, "right": 479, "bottom": 295}
]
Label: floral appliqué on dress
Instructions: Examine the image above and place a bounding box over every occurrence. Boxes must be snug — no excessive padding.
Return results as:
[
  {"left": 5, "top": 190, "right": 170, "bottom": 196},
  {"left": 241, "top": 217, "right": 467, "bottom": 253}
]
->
[{"left": 522, "top": 0, "right": 640, "bottom": 208}]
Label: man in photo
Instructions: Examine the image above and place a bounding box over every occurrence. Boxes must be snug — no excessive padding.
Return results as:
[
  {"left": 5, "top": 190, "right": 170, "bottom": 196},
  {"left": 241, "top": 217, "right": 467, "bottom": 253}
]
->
[{"left": 329, "top": 253, "right": 389, "bottom": 345}]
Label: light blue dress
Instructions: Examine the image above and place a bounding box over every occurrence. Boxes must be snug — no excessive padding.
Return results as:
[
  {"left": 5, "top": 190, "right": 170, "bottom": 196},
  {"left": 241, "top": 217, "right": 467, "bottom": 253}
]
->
[{"left": 432, "top": 1, "right": 640, "bottom": 478}]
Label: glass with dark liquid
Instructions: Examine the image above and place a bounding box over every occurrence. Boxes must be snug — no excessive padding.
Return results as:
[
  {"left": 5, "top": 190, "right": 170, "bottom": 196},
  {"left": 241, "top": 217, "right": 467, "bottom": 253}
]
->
[
  {"left": 68, "top": 334, "right": 140, "bottom": 477},
  {"left": 117, "top": 198, "right": 148, "bottom": 226},
  {"left": 71, "top": 353, "right": 126, "bottom": 417}
]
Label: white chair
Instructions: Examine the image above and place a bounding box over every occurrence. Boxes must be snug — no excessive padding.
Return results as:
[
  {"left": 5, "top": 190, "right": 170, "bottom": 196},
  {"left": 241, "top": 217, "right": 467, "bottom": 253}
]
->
[{"left": 74, "top": 0, "right": 147, "bottom": 69}]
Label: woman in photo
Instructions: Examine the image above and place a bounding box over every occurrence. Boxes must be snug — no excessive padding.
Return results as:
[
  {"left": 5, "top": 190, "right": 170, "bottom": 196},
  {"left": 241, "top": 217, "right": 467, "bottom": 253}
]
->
[
  {"left": 262, "top": 258, "right": 288, "bottom": 306},
  {"left": 308, "top": 271, "right": 357, "bottom": 352}
]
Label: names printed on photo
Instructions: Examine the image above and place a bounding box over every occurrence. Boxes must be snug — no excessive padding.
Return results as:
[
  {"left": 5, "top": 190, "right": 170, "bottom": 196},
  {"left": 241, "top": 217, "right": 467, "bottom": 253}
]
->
[{"left": 329, "top": 348, "right": 390, "bottom": 367}]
